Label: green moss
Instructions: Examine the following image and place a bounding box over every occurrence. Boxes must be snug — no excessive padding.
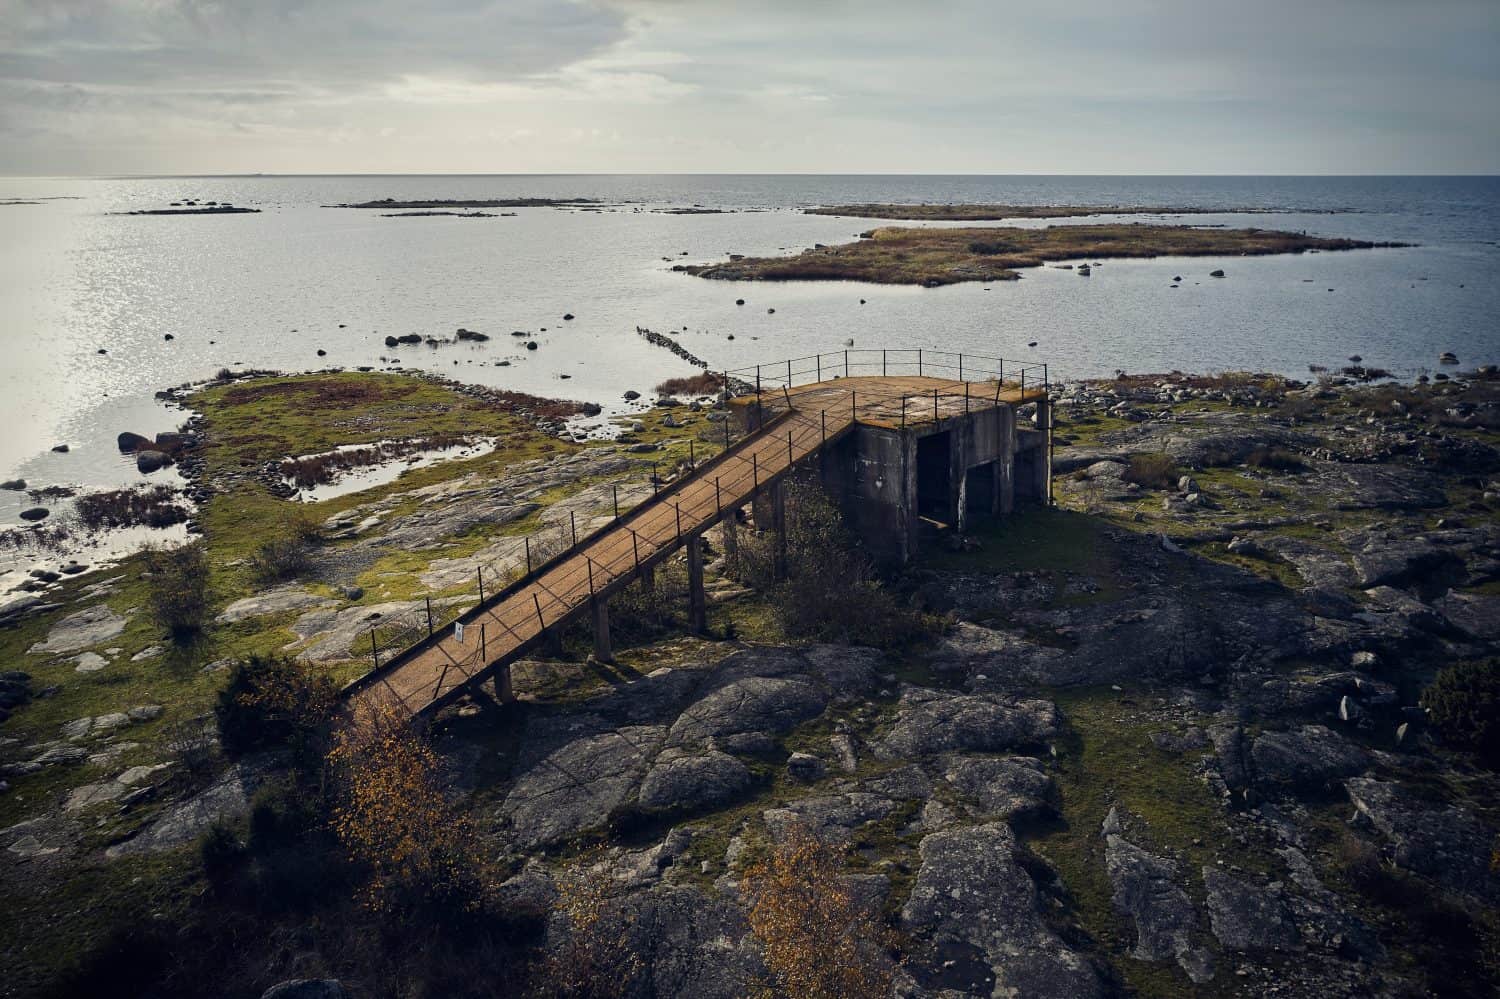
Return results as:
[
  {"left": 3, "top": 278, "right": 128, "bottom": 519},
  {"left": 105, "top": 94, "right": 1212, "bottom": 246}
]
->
[{"left": 1025, "top": 687, "right": 1276, "bottom": 998}]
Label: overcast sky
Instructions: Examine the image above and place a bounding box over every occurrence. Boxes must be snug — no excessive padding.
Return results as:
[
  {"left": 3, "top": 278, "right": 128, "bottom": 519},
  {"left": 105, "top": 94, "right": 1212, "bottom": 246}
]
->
[{"left": 1, "top": 0, "right": 1496, "bottom": 176}]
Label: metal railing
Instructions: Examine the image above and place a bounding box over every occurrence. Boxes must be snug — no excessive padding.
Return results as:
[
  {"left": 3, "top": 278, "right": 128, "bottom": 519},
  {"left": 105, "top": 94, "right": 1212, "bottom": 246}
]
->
[{"left": 724, "top": 348, "right": 1047, "bottom": 399}]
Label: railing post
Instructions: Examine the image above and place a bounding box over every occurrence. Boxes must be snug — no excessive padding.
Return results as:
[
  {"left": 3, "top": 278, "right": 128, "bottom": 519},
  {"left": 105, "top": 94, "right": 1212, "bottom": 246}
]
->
[
  {"left": 816, "top": 354, "right": 821, "bottom": 382},
  {"left": 882, "top": 349, "right": 887, "bottom": 376},
  {"left": 477, "top": 567, "right": 484, "bottom": 604},
  {"left": 787, "top": 358, "right": 792, "bottom": 386},
  {"left": 918, "top": 348, "right": 923, "bottom": 375},
  {"left": 756, "top": 365, "right": 761, "bottom": 394},
  {"left": 587, "top": 556, "right": 594, "bottom": 597},
  {"left": 631, "top": 528, "right": 640, "bottom": 570},
  {"left": 524, "top": 536, "right": 532, "bottom": 574},
  {"left": 533, "top": 593, "right": 545, "bottom": 632},
  {"left": 901, "top": 395, "right": 906, "bottom": 429},
  {"left": 844, "top": 349, "right": 849, "bottom": 377},
  {"left": 786, "top": 429, "right": 793, "bottom": 467},
  {"left": 425, "top": 596, "right": 433, "bottom": 636},
  {"left": 612, "top": 484, "right": 619, "bottom": 520},
  {"left": 570, "top": 510, "right": 577, "bottom": 546},
  {"left": 959, "top": 353, "right": 964, "bottom": 381},
  {"left": 999, "top": 358, "right": 1004, "bottom": 382},
  {"left": 370, "top": 627, "right": 378, "bottom": 669},
  {"left": 933, "top": 388, "right": 939, "bottom": 423},
  {"left": 675, "top": 502, "right": 682, "bottom": 539},
  {"left": 715, "top": 476, "right": 722, "bottom": 514}
]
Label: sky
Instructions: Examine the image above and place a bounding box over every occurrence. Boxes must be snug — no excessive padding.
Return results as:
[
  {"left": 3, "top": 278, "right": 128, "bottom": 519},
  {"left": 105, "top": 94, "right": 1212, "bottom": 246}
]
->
[{"left": 1, "top": 0, "right": 1497, "bottom": 176}]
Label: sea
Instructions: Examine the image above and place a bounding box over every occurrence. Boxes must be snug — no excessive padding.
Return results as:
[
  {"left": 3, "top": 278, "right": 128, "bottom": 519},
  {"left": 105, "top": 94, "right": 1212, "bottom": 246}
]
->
[{"left": 1, "top": 174, "right": 1496, "bottom": 551}]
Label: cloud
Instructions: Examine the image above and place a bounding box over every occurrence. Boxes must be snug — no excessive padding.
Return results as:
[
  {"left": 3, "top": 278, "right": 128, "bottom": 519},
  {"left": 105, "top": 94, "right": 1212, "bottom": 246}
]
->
[{"left": 0, "top": 0, "right": 1496, "bottom": 173}]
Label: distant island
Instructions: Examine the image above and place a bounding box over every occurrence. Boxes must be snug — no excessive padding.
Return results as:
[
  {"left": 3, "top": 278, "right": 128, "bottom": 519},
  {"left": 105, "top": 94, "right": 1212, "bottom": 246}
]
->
[
  {"left": 332, "top": 197, "right": 600, "bottom": 209},
  {"left": 378, "top": 210, "right": 515, "bottom": 218},
  {"left": 121, "top": 204, "right": 260, "bottom": 216},
  {"left": 677, "top": 223, "right": 1405, "bottom": 286},
  {"left": 805, "top": 203, "right": 1314, "bottom": 220}
]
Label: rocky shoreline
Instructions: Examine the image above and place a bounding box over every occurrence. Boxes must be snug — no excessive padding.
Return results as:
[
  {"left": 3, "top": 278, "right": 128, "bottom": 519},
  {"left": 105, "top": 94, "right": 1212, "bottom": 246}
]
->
[{"left": 1, "top": 364, "right": 1497, "bottom": 998}]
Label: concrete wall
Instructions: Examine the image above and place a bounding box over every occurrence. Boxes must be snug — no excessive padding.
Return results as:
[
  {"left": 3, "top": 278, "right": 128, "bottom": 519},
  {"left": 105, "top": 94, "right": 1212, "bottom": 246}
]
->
[{"left": 737, "top": 394, "right": 1049, "bottom": 565}]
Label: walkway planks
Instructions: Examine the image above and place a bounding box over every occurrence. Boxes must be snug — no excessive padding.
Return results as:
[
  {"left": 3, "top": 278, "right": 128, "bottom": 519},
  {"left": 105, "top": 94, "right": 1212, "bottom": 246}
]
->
[{"left": 345, "top": 375, "right": 1044, "bottom": 719}]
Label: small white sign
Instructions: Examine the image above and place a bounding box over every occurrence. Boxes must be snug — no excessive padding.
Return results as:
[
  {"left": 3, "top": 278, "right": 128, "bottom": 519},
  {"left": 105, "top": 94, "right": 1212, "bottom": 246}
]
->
[{"left": 454, "top": 621, "right": 466, "bottom": 644}]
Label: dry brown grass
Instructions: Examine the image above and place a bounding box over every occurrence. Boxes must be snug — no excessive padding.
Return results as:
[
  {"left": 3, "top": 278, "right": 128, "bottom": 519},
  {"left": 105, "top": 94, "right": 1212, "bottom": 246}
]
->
[
  {"left": 679, "top": 224, "right": 1403, "bottom": 287},
  {"left": 805, "top": 203, "right": 1262, "bottom": 221},
  {"left": 653, "top": 371, "right": 723, "bottom": 396}
]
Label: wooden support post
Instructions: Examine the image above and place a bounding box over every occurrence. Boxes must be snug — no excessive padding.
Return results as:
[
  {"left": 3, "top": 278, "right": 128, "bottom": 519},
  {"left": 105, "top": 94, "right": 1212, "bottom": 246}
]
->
[
  {"left": 591, "top": 597, "right": 614, "bottom": 664},
  {"left": 686, "top": 533, "right": 706, "bottom": 634}
]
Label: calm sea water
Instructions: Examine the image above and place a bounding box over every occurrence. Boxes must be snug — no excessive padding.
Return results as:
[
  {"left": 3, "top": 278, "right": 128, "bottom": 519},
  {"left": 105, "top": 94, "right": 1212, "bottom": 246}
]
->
[{"left": 1, "top": 174, "right": 1497, "bottom": 530}]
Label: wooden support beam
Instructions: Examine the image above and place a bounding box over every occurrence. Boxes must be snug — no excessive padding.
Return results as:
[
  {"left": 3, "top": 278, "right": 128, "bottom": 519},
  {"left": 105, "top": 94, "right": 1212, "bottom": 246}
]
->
[{"left": 686, "top": 533, "right": 706, "bottom": 634}]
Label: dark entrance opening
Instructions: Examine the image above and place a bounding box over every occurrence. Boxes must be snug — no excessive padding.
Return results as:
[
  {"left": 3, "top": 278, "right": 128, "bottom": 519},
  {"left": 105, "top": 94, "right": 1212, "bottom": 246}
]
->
[
  {"left": 916, "top": 431, "right": 952, "bottom": 522},
  {"left": 965, "top": 463, "right": 993, "bottom": 519}
]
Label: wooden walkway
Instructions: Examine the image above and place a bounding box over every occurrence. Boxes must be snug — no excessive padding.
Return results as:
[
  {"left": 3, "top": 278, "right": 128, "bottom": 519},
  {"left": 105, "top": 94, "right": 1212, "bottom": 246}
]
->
[{"left": 344, "top": 375, "right": 1044, "bottom": 719}]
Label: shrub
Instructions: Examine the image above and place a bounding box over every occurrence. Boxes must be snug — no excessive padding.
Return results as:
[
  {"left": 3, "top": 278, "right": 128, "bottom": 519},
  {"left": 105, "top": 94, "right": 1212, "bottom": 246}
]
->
[
  {"left": 200, "top": 820, "right": 245, "bottom": 883},
  {"left": 1121, "top": 452, "right": 1178, "bottom": 489},
  {"left": 654, "top": 371, "right": 723, "bottom": 396},
  {"left": 733, "top": 474, "right": 926, "bottom": 647},
  {"left": 1421, "top": 659, "right": 1500, "bottom": 767},
  {"left": 215, "top": 655, "right": 336, "bottom": 761},
  {"left": 1246, "top": 446, "right": 1308, "bottom": 472},
  {"left": 327, "top": 699, "right": 489, "bottom": 917},
  {"left": 743, "top": 821, "right": 897, "bottom": 998},
  {"left": 537, "top": 854, "right": 643, "bottom": 998},
  {"left": 248, "top": 535, "right": 311, "bottom": 583},
  {"left": 143, "top": 542, "right": 210, "bottom": 639}
]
